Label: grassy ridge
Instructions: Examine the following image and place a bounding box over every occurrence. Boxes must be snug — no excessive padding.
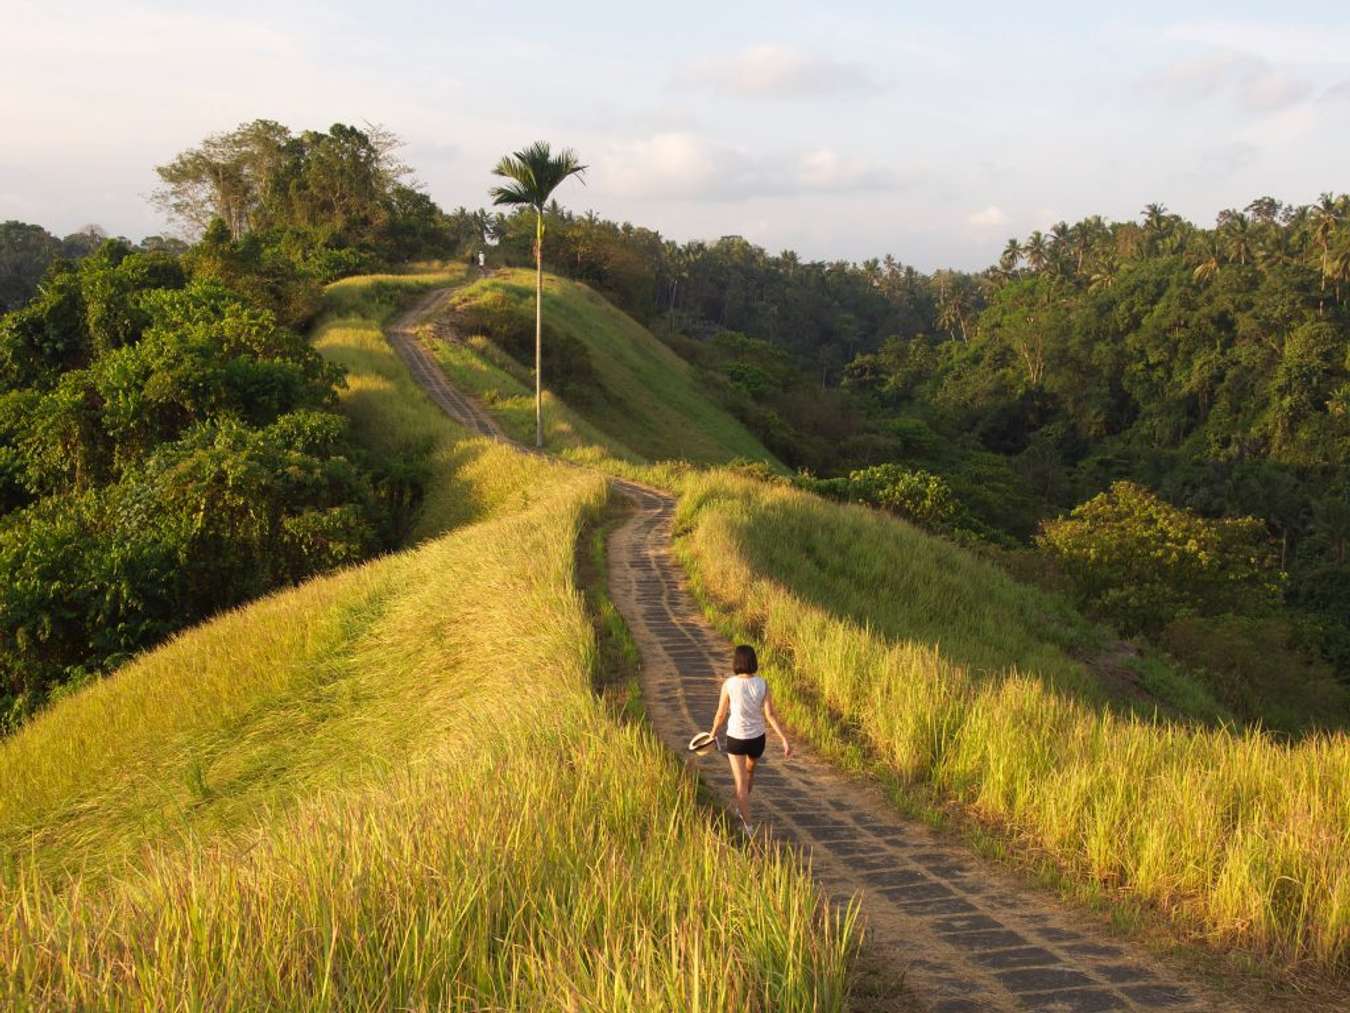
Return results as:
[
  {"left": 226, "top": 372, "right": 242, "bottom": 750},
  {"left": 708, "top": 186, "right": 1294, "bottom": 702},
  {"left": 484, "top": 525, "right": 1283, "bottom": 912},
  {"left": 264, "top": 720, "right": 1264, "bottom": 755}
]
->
[
  {"left": 0, "top": 276, "right": 856, "bottom": 1008},
  {"left": 430, "top": 268, "right": 781, "bottom": 467},
  {"left": 674, "top": 471, "right": 1350, "bottom": 976}
]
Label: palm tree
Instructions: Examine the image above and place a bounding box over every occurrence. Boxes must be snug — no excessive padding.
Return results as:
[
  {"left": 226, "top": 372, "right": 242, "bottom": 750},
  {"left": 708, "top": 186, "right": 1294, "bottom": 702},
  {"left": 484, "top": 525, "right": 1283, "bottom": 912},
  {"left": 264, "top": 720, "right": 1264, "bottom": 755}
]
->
[
  {"left": 1141, "top": 203, "right": 1170, "bottom": 254},
  {"left": 489, "top": 141, "right": 587, "bottom": 447},
  {"left": 934, "top": 271, "right": 974, "bottom": 341},
  {"left": 1044, "top": 222, "right": 1073, "bottom": 278},
  {"left": 1067, "top": 221, "right": 1090, "bottom": 276},
  {"left": 1220, "top": 212, "right": 1255, "bottom": 267},
  {"left": 1189, "top": 234, "right": 1224, "bottom": 284},
  {"left": 998, "top": 237, "right": 1022, "bottom": 276},
  {"left": 1087, "top": 257, "right": 1118, "bottom": 292},
  {"left": 1244, "top": 196, "right": 1283, "bottom": 224},
  {"left": 1327, "top": 240, "right": 1350, "bottom": 305},
  {"left": 1310, "top": 194, "right": 1342, "bottom": 310},
  {"left": 1024, "top": 230, "right": 1050, "bottom": 272}
]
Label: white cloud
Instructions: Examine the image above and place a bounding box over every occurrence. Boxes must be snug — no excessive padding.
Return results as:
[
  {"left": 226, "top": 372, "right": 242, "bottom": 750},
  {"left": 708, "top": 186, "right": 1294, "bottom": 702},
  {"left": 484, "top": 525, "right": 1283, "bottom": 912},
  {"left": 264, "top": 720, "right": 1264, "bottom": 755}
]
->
[
  {"left": 685, "top": 44, "right": 881, "bottom": 99},
  {"left": 0, "top": 0, "right": 474, "bottom": 235},
  {"left": 596, "top": 133, "right": 898, "bottom": 201},
  {"left": 1191, "top": 141, "right": 1261, "bottom": 178},
  {"left": 1235, "top": 104, "right": 1319, "bottom": 147},
  {"left": 1323, "top": 80, "right": 1350, "bottom": 102},
  {"left": 596, "top": 133, "right": 739, "bottom": 200},
  {"left": 1153, "top": 51, "right": 1310, "bottom": 112},
  {"left": 0, "top": 2, "right": 463, "bottom": 156},
  {"left": 1166, "top": 20, "right": 1350, "bottom": 66},
  {"left": 966, "top": 205, "right": 1007, "bottom": 227},
  {"left": 796, "top": 149, "right": 894, "bottom": 191}
]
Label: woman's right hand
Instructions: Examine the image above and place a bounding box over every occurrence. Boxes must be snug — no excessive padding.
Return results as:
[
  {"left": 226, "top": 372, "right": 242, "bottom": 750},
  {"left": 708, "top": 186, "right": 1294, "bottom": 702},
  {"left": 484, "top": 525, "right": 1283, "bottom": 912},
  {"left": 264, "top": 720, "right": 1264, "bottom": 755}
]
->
[{"left": 781, "top": 739, "right": 792, "bottom": 759}]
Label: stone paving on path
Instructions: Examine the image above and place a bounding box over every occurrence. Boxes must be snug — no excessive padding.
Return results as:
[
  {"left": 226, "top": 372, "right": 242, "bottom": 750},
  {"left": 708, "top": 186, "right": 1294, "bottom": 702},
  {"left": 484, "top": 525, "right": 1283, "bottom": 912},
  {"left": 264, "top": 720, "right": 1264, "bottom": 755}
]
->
[{"left": 390, "top": 289, "right": 1229, "bottom": 1012}]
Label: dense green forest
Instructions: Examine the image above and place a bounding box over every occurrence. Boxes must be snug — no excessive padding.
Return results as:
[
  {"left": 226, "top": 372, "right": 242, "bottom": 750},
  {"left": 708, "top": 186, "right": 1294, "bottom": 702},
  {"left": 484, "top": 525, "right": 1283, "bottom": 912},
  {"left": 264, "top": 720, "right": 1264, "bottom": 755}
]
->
[{"left": 4, "top": 116, "right": 1347, "bottom": 730}]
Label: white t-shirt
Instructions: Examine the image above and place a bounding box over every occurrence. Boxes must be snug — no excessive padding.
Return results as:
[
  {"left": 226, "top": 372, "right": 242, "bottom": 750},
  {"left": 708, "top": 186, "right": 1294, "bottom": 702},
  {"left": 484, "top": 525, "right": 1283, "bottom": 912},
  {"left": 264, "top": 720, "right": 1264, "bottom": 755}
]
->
[{"left": 723, "top": 675, "right": 767, "bottom": 739}]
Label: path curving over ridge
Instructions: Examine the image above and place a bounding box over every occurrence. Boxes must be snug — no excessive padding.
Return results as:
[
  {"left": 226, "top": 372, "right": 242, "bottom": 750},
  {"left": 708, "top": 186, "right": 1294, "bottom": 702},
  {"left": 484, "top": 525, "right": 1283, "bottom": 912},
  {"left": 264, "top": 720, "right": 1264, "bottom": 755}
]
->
[{"left": 389, "top": 288, "right": 1233, "bottom": 1013}]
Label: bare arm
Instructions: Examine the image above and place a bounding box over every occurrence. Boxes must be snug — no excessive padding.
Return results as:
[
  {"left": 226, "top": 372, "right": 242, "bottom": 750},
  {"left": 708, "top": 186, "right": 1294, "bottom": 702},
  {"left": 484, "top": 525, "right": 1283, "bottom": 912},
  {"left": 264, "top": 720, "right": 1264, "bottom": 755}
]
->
[
  {"left": 709, "top": 684, "right": 729, "bottom": 737},
  {"left": 763, "top": 689, "right": 791, "bottom": 758}
]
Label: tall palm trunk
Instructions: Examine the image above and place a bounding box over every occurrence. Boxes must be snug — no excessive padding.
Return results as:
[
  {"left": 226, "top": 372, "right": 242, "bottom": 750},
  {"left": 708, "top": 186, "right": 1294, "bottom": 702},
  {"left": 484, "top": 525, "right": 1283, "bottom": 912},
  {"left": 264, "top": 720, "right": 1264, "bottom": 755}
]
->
[{"left": 534, "top": 208, "right": 543, "bottom": 448}]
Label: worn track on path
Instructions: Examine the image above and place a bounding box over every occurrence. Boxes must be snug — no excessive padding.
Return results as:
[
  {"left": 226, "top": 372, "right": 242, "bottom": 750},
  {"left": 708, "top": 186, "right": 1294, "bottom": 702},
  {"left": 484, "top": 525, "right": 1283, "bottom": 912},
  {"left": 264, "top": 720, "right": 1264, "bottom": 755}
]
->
[{"left": 389, "top": 290, "right": 1233, "bottom": 1012}]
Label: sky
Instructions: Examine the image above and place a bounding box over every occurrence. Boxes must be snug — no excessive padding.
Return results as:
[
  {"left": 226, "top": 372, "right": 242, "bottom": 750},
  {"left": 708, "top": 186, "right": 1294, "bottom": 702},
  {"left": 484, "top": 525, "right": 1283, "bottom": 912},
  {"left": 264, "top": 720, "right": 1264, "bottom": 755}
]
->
[{"left": 3, "top": 0, "right": 1348, "bottom": 270}]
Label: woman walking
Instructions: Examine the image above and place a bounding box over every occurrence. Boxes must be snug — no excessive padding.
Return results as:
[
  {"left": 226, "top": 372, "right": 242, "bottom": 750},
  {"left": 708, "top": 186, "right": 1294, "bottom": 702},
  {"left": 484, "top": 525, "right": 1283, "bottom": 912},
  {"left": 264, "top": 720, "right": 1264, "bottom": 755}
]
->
[{"left": 708, "top": 645, "right": 790, "bottom": 836}]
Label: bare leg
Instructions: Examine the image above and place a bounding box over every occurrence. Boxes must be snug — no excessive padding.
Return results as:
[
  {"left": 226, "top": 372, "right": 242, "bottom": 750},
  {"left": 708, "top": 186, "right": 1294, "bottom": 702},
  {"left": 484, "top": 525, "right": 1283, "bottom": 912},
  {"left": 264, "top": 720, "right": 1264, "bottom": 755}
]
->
[
  {"left": 727, "top": 753, "right": 751, "bottom": 827},
  {"left": 745, "top": 754, "right": 758, "bottom": 796}
]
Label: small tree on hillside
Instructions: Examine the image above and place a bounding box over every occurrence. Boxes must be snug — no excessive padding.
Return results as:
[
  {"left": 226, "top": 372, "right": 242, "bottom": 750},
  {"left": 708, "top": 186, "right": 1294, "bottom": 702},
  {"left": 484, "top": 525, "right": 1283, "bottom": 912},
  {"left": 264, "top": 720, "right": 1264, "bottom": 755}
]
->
[
  {"left": 488, "top": 141, "right": 586, "bottom": 448},
  {"left": 1037, "top": 481, "right": 1280, "bottom": 632}
]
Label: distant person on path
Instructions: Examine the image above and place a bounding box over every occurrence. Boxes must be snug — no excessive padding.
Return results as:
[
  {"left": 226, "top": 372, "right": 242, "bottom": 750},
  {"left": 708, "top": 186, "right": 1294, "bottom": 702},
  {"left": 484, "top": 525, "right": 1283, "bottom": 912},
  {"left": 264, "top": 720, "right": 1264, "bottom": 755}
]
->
[
  {"left": 708, "top": 645, "right": 790, "bottom": 835},
  {"left": 476, "top": 250, "right": 486, "bottom": 274}
]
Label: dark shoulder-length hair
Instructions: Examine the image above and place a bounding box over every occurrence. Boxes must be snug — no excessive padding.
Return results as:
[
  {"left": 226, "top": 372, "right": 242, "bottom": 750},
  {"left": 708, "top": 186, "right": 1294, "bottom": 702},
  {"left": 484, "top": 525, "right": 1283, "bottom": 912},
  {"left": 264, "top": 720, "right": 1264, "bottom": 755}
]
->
[{"left": 732, "top": 644, "right": 758, "bottom": 674}]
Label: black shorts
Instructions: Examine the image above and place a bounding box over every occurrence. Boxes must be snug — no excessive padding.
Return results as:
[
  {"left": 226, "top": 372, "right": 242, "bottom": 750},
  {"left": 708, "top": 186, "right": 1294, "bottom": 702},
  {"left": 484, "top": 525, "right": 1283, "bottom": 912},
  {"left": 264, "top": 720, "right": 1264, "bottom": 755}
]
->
[{"left": 725, "top": 733, "right": 766, "bottom": 758}]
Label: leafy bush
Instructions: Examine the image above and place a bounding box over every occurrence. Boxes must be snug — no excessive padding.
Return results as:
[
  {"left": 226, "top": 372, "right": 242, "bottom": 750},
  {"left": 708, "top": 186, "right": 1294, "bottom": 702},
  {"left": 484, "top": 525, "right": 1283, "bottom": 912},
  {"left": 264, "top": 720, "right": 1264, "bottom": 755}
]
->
[
  {"left": 1037, "top": 481, "right": 1280, "bottom": 633},
  {"left": 849, "top": 464, "right": 959, "bottom": 526},
  {"left": 0, "top": 416, "right": 381, "bottom": 727},
  {"left": 184, "top": 221, "right": 323, "bottom": 328},
  {"left": 798, "top": 463, "right": 961, "bottom": 531}
]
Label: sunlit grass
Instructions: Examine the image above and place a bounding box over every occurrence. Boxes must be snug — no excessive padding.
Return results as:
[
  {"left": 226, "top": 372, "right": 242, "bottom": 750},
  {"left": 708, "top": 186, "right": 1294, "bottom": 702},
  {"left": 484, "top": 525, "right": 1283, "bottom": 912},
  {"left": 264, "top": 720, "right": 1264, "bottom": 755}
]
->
[
  {"left": 675, "top": 470, "right": 1350, "bottom": 976},
  {"left": 0, "top": 275, "right": 857, "bottom": 1009},
  {"left": 431, "top": 268, "right": 782, "bottom": 468}
]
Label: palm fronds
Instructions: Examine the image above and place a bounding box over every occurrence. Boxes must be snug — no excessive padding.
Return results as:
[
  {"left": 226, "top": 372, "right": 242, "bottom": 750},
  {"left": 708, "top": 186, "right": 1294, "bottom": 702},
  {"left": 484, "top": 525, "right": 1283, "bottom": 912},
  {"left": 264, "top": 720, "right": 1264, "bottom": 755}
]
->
[{"left": 490, "top": 141, "right": 586, "bottom": 210}]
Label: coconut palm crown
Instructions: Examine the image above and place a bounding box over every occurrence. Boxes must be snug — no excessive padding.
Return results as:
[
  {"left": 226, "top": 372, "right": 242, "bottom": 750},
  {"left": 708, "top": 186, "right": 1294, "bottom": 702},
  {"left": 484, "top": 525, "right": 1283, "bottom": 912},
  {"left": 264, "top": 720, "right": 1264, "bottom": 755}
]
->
[{"left": 489, "top": 141, "right": 587, "bottom": 447}]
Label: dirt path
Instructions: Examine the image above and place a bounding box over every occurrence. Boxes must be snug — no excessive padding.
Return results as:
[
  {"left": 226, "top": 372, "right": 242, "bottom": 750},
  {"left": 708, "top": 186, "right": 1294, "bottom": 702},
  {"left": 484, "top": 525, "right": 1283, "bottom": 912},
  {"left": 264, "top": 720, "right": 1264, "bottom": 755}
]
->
[
  {"left": 390, "top": 291, "right": 1229, "bottom": 1012},
  {"left": 387, "top": 288, "right": 505, "bottom": 440}
]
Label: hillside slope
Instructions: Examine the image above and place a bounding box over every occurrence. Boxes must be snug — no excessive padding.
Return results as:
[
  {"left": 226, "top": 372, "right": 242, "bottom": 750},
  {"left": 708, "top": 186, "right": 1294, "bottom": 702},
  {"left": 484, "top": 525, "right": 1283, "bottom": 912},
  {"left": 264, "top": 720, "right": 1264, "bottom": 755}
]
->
[
  {"left": 427, "top": 268, "right": 781, "bottom": 467},
  {"left": 0, "top": 276, "right": 853, "bottom": 1008},
  {"left": 675, "top": 471, "right": 1350, "bottom": 979},
  {"left": 355, "top": 272, "right": 1346, "bottom": 983}
]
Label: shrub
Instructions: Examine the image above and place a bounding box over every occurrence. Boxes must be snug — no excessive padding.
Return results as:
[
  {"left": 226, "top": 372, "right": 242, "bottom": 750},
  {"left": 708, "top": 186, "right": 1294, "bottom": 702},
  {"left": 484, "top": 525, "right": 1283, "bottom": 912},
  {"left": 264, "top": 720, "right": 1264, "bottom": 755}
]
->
[
  {"left": 850, "top": 464, "right": 959, "bottom": 527},
  {"left": 1037, "top": 481, "right": 1280, "bottom": 633},
  {"left": 798, "top": 463, "right": 960, "bottom": 531}
]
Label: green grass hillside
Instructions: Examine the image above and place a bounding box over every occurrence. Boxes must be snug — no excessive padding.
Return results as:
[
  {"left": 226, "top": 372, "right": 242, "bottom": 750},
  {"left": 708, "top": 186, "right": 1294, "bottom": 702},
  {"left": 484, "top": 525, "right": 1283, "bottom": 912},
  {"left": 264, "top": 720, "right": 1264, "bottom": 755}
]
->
[
  {"left": 0, "top": 276, "right": 854, "bottom": 1008},
  {"left": 427, "top": 267, "right": 781, "bottom": 467},
  {"left": 674, "top": 471, "right": 1350, "bottom": 977},
  {"left": 329, "top": 272, "right": 1347, "bottom": 981}
]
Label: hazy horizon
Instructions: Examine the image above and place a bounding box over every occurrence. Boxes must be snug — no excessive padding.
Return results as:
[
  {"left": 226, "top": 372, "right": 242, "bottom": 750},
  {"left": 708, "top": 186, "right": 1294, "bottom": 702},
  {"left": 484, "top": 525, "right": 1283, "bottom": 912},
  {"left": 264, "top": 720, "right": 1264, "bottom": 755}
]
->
[{"left": 5, "top": 0, "right": 1348, "bottom": 270}]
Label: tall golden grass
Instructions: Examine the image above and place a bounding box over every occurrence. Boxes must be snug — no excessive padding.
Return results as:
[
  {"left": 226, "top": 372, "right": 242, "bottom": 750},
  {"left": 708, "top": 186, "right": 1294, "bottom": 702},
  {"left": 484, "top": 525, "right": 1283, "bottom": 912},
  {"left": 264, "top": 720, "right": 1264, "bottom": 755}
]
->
[
  {"left": 0, "top": 277, "right": 856, "bottom": 1009},
  {"left": 676, "top": 470, "right": 1350, "bottom": 975}
]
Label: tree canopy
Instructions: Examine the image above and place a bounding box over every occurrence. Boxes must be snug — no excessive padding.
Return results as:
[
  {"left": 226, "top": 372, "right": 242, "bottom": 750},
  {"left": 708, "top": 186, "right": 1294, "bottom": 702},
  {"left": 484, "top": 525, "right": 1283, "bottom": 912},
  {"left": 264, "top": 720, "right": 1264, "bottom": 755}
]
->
[{"left": 153, "top": 120, "right": 451, "bottom": 277}]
